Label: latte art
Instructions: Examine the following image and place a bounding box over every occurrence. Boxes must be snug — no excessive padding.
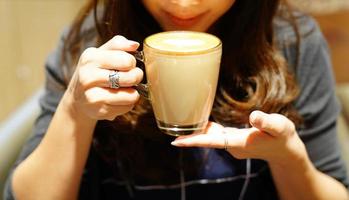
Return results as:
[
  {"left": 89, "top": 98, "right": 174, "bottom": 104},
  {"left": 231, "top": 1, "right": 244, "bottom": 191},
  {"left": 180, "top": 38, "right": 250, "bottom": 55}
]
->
[
  {"left": 144, "top": 31, "right": 221, "bottom": 53},
  {"left": 163, "top": 38, "right": 205, "bottom": 48}
]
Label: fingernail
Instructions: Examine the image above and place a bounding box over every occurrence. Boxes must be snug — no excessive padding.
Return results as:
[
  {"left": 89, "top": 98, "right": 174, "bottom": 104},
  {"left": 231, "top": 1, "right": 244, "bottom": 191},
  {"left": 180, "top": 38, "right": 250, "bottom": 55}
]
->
[
  {"left": 171, "top": 141, "right": 182, "bottom": 146},
  {"left": 250, "top": 111, "right": 262, "bottom": 126},
  {"left": 250, "top": 111, "right": 259, "bottom": 122},
  {"left": 128, "top": 40, "right": 139, "bottom": 47}
]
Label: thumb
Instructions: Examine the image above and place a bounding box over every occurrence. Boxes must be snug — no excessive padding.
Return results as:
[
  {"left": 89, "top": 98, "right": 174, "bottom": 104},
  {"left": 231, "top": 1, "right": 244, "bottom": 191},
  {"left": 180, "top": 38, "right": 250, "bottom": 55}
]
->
[{"left": 249, "top": 110, "right": 295, "bottom": 138}]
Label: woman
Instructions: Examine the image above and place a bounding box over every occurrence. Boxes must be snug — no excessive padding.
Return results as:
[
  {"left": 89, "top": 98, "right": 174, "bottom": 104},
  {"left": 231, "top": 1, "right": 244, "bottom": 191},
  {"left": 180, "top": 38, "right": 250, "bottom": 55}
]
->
[{"left": 4, "top": 0, "right": 349, "bottom": 199}]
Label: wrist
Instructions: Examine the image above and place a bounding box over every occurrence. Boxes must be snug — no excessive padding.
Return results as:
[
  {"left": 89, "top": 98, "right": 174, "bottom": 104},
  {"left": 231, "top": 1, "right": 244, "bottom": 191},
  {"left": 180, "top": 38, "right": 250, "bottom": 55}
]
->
[
  {"left": 268, "top": 142, "right": 315, "bottom": 176},
  {"left": 269, "top": 153, "right": 314, "bottom": 173},
  {"left": 60, "top": 91, "right": 97, "bottom": 126},
  {"left": 268, "top": 135, "right": 314, "bottom": 173}
]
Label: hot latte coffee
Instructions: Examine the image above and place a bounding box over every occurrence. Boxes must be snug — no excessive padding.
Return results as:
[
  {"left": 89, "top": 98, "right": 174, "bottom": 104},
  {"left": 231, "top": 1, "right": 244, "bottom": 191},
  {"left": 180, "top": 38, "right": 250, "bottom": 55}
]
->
[{"left": 142, "top": 31, "right": 222, "bottom": 136}]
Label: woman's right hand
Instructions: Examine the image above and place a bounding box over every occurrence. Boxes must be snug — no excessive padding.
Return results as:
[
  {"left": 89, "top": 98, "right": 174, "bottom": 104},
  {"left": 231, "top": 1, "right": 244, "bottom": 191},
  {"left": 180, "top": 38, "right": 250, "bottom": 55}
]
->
[
  {"left": 63, "top": 35, "right": 143, "bottom": 121},
  {"left": 11, "top": 36, "right": 142, "bottom": 200}
]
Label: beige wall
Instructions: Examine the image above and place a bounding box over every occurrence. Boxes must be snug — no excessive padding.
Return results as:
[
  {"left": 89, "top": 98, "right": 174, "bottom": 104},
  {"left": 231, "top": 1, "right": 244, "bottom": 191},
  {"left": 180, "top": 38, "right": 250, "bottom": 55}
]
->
[
  {"left": 291, "top": 0, "right": 349, "bottom": 84},
  {"left": 291, "top": 0, "right": 349, "bottom": 14},
  {"left": 0, "top": 0, "right": 84, "bottom": 121},
  {"left": 315, "top": 11, "right": 349, "bottom": 83}
]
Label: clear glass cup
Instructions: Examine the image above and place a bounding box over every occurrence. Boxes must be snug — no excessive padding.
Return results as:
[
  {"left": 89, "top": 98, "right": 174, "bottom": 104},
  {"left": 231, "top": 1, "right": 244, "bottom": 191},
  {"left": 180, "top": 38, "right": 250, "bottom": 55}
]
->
[{"left": 134, "top": 31, "right": 222, "bottom": 136}]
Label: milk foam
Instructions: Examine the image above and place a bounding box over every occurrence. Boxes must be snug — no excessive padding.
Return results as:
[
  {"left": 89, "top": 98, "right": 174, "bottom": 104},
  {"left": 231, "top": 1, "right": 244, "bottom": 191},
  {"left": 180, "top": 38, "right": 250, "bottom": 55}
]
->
[{"left": 145, "top": 31, "right": 221, "bottom": 53}]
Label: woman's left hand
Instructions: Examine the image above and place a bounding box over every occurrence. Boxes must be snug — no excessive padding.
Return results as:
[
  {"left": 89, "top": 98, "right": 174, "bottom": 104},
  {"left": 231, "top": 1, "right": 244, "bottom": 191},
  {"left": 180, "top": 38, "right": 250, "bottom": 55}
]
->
[{"left": 171, "top": 110, "right": 308, "bottom": 166}]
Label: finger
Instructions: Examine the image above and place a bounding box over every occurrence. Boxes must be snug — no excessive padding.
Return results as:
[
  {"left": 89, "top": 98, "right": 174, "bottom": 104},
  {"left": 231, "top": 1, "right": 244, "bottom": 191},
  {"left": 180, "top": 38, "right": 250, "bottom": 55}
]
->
[
  {"left": 223, "top": 127, "right": 262, "bottom": 149},
  {"left": 99, "top": 35, "right": 139, "bottom": 51},
  {"left": 86, "top": 87, "right": 140, "bottom": 106},
  {"left": 80, "top": 48, "right": 137, "bottom": 71},
  {"left": 172, "top": 134, "right": 223, "bottom": 149},
  {"left": 100, "top": 104, "right": 135, "bottom": 121},
  {"left": 78, "top": 67, "right": 143, "bottom": 88},
  {"left": 104, "top": 67, "right": 144, "bottom": 87},
  {"left": 171, "top": 123, "right": 253, "bottom": 149},
  {"left": 249, "top": 110, "right": 295, "bottom": 137},
  {"left": 171, "top": 123, "right": 272, "bottom": 160},
  {"left": 171, "top": 122, "right": 226, "bottom": 148}
]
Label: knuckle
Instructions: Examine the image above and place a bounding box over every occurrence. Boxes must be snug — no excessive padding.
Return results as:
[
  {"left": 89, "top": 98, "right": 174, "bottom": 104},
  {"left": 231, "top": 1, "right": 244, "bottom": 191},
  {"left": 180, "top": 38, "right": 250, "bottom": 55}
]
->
[
  {"left": 121, "top": 53, "right": 136, "bottom": 68},
  {"left": 117, "top": 90, "right": 139, "bottom": 105},
  {"left": 90, "top": 99, "right": 102, "bottom": 108},
  {"left": 77, "top": 68, "right": 90, "bottom": 88},
  {"left": 274, "top": 114, "right": 291, "bottom": 133},
  {"left": 124, "top": 91, "right": 140, "bottom": 104},
  {"left": 135, "top": 67, "right": 144, "bottom": 81},
  {"left": 130, "top": 91, "right": 141, "bottom": 103},
  {"left": 266, "top": 113, "right": 297, "bottom": 137},
  {"left": 130, "top": 56, "right": 137, "bottom": 68},
  {"left": 113, "top": 35, "right": 126, "bottom": 41},
  {"left": 80, "top": 47, "right": 97, "bottom": 64},
  {"left": 96, "top": 106, "right": 109, "bottom": 118},
  {"left": 111, "top": 35, "right": 127, "bottom": 46},
  {"left": 85, "top": 93, "right": 102, "bottom": 105},
  {"left": 124, "top": 74, "right": 138, "bottom": 85},
  {"left": 277, "top": 124, "right": 288, "bottom": 134}
]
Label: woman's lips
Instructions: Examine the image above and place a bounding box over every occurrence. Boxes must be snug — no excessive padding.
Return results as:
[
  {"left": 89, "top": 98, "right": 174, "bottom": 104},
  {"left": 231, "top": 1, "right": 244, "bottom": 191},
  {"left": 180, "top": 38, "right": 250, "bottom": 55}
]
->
[{"left": 164, "top": 11, "right": 207, "bottom": 28}]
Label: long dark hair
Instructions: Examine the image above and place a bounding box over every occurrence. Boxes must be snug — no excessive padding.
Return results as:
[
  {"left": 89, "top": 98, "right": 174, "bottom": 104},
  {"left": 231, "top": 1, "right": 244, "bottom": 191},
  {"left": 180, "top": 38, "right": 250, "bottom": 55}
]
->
[{"left": 63, "top": 0, "right": 302, "bottom": 185}]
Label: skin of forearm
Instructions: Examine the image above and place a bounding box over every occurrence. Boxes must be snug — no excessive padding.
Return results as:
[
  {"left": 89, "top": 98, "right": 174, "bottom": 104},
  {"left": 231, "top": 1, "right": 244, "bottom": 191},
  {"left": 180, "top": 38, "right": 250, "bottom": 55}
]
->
[
  {"left": 269, "top": 154, "right": 349, "bottom": 200},
  {"left": 12, "top": 93, "right": 97, "bottom": 200}
]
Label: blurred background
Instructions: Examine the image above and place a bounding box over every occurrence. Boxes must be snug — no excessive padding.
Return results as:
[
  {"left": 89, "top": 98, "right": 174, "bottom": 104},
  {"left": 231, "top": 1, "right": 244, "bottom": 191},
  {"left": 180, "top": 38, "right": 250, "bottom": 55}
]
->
[
  {"left": 0, "top": 1, "right": 84, "bottom": 194},
  {"left": 0, "top": 0, "right": 348, "bottom": 197},
  {"left": 0, "top": 0, "right": 84, "bottom": 121}
]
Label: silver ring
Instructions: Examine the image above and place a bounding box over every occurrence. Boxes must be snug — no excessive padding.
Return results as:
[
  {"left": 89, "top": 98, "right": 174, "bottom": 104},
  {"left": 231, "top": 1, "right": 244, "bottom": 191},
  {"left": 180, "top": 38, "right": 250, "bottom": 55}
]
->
[
  {"left": 223, "top": 130, "right": 229, "bottom": 151},
  {"left": 109, "top": 70, "right": 120, "bottom": 89}
]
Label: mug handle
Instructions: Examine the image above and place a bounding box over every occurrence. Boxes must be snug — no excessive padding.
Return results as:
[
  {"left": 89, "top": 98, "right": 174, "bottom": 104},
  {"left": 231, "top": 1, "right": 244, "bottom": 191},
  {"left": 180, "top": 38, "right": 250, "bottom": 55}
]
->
[{"left": 131, "top": 51, "right": 150, "bottom": 100}]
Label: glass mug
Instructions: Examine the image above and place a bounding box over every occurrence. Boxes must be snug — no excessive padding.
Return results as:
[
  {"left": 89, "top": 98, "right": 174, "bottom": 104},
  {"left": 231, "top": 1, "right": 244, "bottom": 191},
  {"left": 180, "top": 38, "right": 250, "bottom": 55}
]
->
[{"left": 133, "top": 31, "right": 222, "bottom": 136}]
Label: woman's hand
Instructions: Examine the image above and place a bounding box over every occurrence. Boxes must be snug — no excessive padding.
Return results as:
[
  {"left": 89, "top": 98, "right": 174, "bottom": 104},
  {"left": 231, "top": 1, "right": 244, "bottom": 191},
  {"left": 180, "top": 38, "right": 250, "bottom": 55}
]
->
[
  {"left": 171, "top": 110, "right": 308, "bottom": 166},
  {"left": 63, "top": 35, "right": 143, "bottom": 121}
]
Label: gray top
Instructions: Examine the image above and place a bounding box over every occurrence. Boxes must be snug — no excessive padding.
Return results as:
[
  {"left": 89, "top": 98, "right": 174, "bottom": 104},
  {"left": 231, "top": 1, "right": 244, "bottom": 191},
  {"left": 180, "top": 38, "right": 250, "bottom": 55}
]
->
[{"left": 3, "top": 13, "right": 349, "bottom": 200}]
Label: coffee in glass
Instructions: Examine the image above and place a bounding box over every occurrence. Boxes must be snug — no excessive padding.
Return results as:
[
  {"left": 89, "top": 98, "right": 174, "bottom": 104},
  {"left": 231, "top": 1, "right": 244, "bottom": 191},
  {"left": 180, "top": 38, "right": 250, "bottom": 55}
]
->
[{"left": 135, "top": 31, "right": 222, "bottom": 136}]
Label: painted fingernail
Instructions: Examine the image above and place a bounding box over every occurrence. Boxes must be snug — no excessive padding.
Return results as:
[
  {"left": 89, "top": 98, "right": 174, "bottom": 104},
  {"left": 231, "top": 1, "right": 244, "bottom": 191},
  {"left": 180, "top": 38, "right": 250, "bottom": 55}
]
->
[
  {"left": 171, "top": 141, "right": 183, "bottom": 146},
  {"left": 128, "top": 40, "right": 139, "bottom": 47}
]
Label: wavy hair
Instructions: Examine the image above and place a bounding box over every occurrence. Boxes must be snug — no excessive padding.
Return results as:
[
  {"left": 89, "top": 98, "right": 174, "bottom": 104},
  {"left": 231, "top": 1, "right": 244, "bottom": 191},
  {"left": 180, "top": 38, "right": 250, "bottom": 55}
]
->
[{"left": 62, "top": 0, "right": 302, "bottom": 183}]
